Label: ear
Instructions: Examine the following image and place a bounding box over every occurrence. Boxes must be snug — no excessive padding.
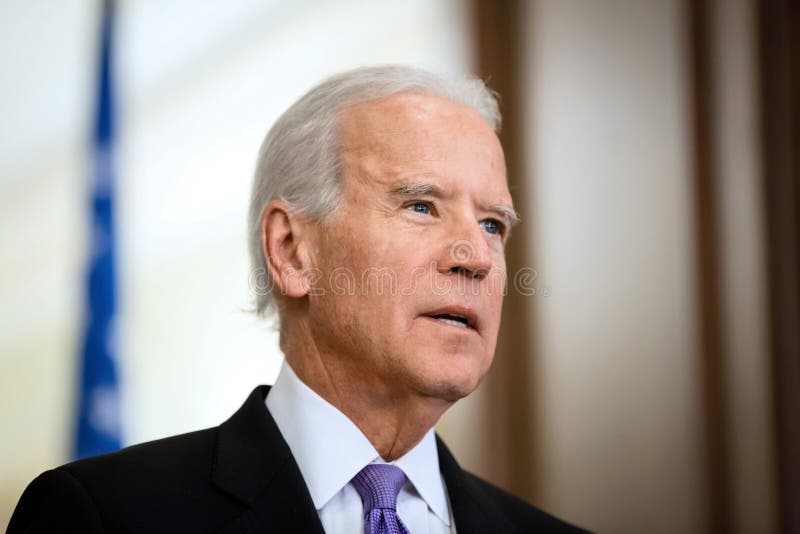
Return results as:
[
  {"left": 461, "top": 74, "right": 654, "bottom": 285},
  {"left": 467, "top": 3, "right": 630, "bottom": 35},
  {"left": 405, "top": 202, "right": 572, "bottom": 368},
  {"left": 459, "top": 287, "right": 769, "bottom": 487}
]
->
[{"left": 260, "top": 200, "right": 316, "bottom": 299}]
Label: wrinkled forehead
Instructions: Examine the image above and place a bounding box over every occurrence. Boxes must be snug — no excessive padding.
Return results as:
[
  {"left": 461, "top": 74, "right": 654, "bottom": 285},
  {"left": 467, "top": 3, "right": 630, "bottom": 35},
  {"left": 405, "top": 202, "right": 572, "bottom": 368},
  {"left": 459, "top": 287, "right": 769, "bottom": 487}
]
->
[{"left": 336, "top": 91, "right": 507, "bottom": 183}]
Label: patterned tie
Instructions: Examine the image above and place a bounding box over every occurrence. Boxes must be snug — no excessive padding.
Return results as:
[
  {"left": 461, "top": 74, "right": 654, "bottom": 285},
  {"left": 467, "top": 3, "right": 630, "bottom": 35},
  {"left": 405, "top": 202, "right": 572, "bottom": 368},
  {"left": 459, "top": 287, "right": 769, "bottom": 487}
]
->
[{"left": 351, "top": 464, "right": 411, "bottom": 534}]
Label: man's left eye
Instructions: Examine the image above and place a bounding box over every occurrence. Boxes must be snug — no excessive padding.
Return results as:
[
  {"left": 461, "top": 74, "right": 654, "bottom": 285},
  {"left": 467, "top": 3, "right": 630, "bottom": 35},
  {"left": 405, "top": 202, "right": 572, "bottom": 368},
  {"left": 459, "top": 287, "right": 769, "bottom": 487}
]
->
[{"left": 480, "top": 219, "right": 503, "bottom": 236}]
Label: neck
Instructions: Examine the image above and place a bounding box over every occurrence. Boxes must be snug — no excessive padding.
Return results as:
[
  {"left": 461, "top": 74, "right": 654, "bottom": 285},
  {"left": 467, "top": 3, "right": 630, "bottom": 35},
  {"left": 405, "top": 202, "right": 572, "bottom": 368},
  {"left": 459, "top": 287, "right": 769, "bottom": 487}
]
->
[{"left": 280, "top": 316, "right": 452, "bottom": 461}]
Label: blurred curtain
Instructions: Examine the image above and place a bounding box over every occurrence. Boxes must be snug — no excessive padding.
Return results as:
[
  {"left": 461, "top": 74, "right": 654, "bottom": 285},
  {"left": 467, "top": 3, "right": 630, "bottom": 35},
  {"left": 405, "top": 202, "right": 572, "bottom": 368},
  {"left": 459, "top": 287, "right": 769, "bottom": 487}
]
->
[{"left": 457, "top": 0, "right": 792, "bottom": 532}]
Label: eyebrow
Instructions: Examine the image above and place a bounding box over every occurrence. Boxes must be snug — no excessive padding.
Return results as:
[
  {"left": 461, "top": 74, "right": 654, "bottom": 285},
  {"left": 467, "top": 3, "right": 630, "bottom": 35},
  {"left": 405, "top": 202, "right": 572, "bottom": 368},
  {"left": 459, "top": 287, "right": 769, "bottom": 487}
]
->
[
  {"left": 390, "top": 181, "right": 447, "bottom": 198},
  {"left": 490, "top": 204, "right": 521, "bottom": 229},
  {"left": 390, "top": 180, "right": 521, "bottom": 229}
]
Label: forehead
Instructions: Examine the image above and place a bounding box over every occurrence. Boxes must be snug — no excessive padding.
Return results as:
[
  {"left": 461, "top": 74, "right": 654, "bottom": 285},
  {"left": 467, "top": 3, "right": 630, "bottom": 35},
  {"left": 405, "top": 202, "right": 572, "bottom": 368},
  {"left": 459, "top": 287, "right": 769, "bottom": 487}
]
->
[{"left": 337, "top": 91, "right": 508, "bottom": 197}]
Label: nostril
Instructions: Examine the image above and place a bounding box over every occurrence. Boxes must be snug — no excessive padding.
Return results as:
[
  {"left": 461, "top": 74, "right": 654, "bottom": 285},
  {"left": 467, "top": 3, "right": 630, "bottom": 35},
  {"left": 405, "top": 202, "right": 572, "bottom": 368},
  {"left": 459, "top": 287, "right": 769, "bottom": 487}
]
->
[
  {"left": 473, "top": 267, "right": 490, "bottom": 280},
  {"left": 450, "top": 266, "right": 488, "bottom": 280}
]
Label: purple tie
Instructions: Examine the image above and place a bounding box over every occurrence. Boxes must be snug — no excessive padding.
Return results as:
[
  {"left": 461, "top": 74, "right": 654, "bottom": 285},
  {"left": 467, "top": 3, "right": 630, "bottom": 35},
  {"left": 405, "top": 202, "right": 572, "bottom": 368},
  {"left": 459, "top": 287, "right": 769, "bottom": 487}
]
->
[{"left": 351, "top": 464, "right": 411, "bottom": 534}]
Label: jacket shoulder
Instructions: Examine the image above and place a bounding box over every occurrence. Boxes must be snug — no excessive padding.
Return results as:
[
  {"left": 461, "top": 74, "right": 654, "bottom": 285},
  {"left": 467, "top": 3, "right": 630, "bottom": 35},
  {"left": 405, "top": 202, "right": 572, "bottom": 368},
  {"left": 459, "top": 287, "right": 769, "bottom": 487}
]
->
[
  {"left": 461, "top": 470, "right": 590, "bottom": 533},
  {"left": 62, "top": 426, "right": 218, "bottom": 488},
  {"left": 9, "top": 427, "right": 243, "bottom": 533},
  {"left": 8, "top": 467, "right": 104, "bottom": 533}
]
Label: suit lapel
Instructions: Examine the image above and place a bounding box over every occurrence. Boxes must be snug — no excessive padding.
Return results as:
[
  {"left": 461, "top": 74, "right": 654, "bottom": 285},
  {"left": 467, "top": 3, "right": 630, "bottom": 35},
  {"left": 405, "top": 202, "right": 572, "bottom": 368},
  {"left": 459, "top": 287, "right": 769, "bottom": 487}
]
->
[
  {"left": 211, "top": 385, "right": 325, "bottom": 533},
  {"left": 437, "top": 436, "right": 517, "bottom": 534},
  {"left": 210, "top": 387, "right": 516, "bottom": 533}
]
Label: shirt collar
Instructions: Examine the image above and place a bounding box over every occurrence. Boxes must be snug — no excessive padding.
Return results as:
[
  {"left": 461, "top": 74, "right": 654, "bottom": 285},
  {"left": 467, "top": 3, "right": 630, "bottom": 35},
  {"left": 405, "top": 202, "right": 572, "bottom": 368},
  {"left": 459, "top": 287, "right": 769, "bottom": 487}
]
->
[
  {"left": 390, "top": 426, "right": 450, "bottom": 525},
  {"left": 265, "top": 360, "right": 450, "bottom": 525}
]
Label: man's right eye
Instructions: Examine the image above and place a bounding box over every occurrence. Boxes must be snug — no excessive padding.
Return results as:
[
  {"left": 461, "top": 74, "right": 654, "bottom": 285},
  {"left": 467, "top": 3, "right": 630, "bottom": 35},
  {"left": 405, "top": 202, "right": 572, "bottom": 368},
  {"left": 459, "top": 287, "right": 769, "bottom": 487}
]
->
[{"left": 408, "top": 201, "right": 432, "bottom": 215}]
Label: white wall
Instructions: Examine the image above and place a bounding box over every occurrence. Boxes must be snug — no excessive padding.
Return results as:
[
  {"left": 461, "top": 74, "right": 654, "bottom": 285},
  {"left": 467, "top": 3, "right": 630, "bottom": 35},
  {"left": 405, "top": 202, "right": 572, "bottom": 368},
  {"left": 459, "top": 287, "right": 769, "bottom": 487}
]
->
[{"left": 0, "top": 1, "right": 473, "bottom": 527}]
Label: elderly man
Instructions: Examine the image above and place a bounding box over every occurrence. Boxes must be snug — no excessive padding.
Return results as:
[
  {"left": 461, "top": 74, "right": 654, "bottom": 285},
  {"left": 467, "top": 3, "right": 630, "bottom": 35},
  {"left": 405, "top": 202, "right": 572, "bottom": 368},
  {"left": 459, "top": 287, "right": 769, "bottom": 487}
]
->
[{"left": 10, "top": 66, "right": 585, "bottom": 533}]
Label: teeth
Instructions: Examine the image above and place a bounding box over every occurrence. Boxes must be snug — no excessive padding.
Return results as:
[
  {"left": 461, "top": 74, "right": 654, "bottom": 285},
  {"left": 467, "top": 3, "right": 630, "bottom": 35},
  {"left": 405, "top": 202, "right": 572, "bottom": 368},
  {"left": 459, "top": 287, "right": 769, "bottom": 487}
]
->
[{"left": 436, "top": 317, "right": 468, "bottom": 328}]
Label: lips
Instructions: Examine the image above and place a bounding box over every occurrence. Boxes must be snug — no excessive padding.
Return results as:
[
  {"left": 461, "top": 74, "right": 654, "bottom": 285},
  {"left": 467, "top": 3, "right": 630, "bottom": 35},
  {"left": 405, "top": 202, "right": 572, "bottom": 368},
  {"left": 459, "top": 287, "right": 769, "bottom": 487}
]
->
[{"left": 422, "top": 305, "right": 479, "bottom": 331}]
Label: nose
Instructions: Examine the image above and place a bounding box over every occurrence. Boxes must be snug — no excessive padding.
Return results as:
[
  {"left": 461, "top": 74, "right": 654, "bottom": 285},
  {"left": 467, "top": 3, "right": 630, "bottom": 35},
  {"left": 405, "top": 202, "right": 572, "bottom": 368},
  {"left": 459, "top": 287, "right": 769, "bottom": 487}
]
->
[{"left": 437, "top": 219, "right": 493, "bottom": 280}]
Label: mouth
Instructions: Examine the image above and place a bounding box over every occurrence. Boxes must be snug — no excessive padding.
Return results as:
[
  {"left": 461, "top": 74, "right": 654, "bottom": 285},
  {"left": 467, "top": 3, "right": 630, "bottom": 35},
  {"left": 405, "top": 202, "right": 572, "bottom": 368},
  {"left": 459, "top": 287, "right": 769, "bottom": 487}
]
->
[{"left": 422, "top": 306, "right": 479, "bottom": 331}]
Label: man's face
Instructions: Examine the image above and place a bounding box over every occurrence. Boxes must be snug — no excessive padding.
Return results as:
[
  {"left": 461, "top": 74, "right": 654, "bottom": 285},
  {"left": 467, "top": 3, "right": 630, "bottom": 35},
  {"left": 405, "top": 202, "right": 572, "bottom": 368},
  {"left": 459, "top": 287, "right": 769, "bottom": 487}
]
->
[{"left": 307, "top": 91, "right": 512, "bottom": 403}]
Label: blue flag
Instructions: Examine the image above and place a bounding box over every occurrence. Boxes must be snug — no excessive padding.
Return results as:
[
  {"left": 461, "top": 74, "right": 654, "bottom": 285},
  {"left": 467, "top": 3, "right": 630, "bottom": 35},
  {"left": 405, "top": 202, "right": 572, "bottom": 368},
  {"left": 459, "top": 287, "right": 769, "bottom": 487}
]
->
[{"left": 75, "top": 0, "right": 121, "bottom": 460}]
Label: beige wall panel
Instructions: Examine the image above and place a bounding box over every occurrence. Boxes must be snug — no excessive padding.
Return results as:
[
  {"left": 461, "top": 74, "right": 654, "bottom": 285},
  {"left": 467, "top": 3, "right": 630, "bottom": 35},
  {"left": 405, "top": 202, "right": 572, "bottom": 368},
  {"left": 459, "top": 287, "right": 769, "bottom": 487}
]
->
[{"left": 526, "top": 1, "right": 703, "bottom": 531}]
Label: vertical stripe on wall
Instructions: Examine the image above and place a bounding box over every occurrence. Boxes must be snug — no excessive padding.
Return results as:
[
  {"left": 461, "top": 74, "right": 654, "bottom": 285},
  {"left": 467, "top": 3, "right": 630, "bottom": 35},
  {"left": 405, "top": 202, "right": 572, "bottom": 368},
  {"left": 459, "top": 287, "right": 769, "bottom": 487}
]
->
[
  {"left": 687, "top": 0, "right": 733, "bottom": 530},
  {"left": 759, "top": 0, "right": 800, "bottom": 532},
  {"left": 471, "top": 0, "right": 539, "bottom": 502}
]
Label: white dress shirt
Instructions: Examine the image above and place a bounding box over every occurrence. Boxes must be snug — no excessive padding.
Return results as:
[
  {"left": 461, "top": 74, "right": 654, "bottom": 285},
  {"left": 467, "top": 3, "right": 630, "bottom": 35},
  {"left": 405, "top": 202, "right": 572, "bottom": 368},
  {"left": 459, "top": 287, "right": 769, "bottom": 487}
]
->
[{"left": 266, "top": 361, "right": 455, "bottom": 534}]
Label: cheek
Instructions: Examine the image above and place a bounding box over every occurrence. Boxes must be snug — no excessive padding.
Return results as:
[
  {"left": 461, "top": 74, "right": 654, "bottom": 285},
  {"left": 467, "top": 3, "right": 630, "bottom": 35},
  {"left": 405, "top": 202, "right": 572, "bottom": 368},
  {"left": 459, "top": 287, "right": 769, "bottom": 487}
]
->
[{"left": 315, "top": 237, "right": 407, "bottom": 319}]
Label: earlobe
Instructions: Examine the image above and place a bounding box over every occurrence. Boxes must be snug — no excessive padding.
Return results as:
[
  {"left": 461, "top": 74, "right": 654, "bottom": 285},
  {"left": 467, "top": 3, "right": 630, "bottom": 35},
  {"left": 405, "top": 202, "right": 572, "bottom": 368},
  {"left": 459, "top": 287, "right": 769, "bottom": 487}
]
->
[{"left": 261, "top": 201, "right": 314, "bottom": 299}]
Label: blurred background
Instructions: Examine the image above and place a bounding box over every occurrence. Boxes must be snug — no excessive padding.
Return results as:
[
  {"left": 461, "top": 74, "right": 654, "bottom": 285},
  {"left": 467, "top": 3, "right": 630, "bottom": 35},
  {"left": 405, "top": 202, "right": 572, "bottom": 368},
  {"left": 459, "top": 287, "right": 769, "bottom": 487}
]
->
[{"left": 1, "top": 0, "right": 798, "bottom": 532}]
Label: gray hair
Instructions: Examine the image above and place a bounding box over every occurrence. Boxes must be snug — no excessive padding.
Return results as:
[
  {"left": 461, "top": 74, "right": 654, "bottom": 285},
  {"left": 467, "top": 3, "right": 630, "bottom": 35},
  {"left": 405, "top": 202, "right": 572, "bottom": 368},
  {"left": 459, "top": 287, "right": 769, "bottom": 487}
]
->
[{"left": 248, "top": 65, "right": 502, "bottom": 317}]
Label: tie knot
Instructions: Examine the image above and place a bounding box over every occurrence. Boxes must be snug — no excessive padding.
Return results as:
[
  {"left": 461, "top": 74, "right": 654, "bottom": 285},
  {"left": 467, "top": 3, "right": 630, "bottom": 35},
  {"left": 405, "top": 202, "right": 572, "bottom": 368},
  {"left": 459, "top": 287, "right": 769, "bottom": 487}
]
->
[{"left": 351, "top": 464, "right": 407, "bottom": 512}]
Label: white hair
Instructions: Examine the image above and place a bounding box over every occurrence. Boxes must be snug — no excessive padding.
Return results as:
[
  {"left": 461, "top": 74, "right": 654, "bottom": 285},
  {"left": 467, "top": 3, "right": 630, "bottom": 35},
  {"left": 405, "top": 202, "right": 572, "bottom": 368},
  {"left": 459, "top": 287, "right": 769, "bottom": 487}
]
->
[{"left": 248, "top": 65, "right": 502, "bottom": 317}]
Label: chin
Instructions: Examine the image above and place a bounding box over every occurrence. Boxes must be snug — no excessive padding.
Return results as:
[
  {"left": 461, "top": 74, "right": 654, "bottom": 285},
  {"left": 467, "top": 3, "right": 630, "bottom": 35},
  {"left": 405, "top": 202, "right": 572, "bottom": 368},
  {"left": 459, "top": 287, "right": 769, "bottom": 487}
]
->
[
  {"left": 411, "top": 351, "right": 491, "bottom": 402},
  {"left": 432, "top": 380, "right": 480, "bottom": 403}
]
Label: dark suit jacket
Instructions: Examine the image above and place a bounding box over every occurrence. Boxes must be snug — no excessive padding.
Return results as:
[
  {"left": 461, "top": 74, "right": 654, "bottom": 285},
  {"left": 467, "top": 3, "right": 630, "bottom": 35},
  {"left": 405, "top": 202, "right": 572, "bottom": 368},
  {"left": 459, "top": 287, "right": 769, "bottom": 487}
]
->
[{"left": 9, "top": 386, "right": 587, "bottom": 533}]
